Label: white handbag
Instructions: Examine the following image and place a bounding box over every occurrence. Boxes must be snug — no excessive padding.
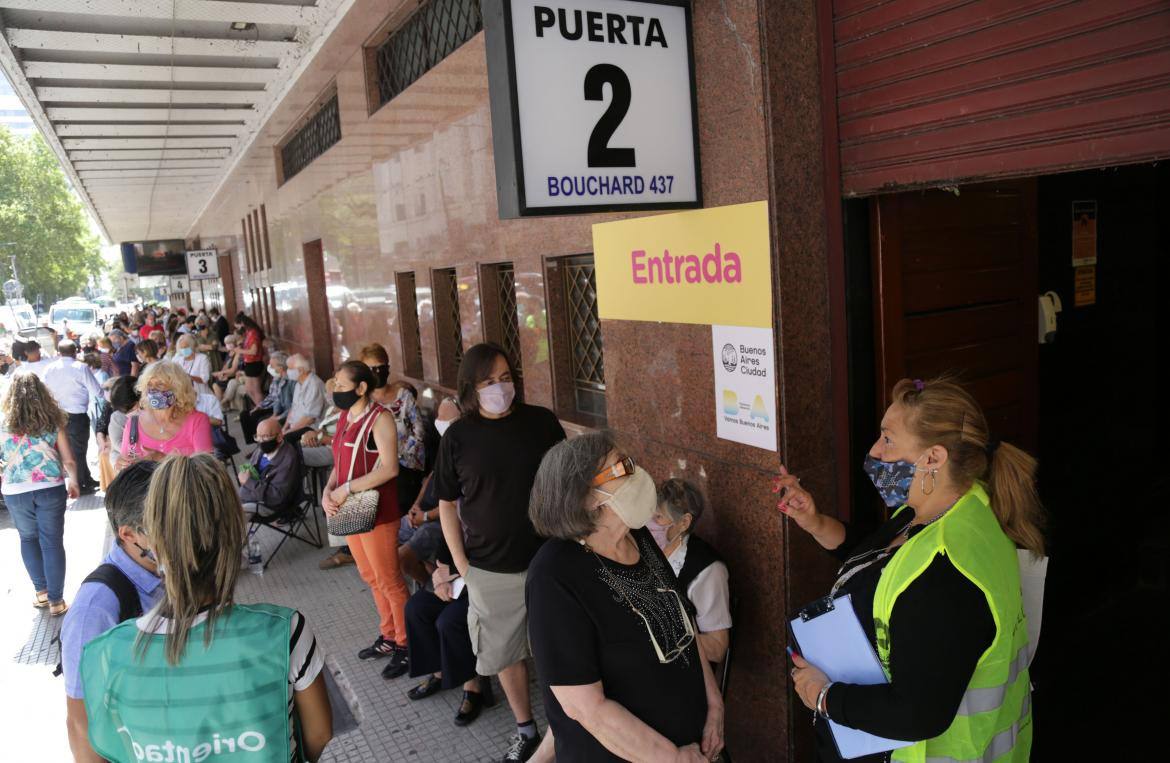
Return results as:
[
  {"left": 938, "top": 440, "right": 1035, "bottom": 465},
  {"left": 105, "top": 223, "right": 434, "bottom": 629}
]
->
[{"left": 326, "top": 407, "right": 382, "bottom": 536}]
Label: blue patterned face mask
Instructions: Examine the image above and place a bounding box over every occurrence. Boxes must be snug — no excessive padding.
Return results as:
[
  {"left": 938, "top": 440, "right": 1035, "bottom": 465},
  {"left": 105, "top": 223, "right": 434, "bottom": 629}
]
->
[
  {"left": 862, "top": 454, "right": 920, "bottom": 508},
  {"left": 146, "top": 389, "right": 176, "bottom": 410}
]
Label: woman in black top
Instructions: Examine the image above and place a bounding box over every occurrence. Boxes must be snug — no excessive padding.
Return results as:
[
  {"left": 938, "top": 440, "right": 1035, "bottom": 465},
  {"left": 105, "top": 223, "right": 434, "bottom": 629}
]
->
[{"left": 526, "top": 432, "right": 723, "bottom": 763}]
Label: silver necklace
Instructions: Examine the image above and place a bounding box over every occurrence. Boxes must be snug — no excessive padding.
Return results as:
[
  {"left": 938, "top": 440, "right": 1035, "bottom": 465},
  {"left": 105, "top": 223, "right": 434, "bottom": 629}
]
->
[{"left": 902, "top": 495, "right": 960, "bottom": 539}]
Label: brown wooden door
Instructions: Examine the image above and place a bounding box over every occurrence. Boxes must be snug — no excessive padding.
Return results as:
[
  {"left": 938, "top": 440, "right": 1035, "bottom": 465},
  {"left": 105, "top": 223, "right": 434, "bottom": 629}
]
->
[
  {"left": 871, "top": 180, "right": 1038, "bottom": 452},
  {"left": 302, "top": 239, "right": 334, "bottom": 379}
]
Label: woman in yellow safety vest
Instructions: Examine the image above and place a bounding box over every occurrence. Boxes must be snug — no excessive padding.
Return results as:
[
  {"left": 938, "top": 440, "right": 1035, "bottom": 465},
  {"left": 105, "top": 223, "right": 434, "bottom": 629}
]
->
[{"left": 777, "top": 377, "right": 1045, "bottom": 763}]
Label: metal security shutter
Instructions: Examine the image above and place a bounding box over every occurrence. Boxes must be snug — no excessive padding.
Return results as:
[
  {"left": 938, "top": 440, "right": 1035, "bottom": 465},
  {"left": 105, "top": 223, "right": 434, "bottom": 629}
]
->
[{"left": 834, "top": 0, "right": 1170, "bottom": 195}]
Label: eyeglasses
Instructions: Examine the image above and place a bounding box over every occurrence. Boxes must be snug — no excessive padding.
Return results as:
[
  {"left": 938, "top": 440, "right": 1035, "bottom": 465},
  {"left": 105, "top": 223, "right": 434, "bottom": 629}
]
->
[
  {"left": 591, "top": 455, "right": 635, "bottom": 487},
  {"left": 627, "top": 587, "right": 696, "bottom": 664}
]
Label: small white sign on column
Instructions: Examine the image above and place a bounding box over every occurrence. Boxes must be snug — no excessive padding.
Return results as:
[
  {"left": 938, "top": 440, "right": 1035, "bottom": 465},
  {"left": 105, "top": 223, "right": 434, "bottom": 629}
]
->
[{"left": 712, "top": 324, "right": 778, "bottom": 451}]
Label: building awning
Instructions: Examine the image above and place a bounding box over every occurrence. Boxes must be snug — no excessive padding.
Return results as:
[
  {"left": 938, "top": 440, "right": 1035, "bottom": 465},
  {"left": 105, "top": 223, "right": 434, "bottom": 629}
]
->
[{"left": 0, "top": 0, "right": 353, "bottom": 244}]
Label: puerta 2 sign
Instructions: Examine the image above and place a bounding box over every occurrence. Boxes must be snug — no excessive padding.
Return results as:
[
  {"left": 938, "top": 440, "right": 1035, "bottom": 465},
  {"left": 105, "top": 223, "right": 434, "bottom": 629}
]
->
[
  {"left": 483, "top": 0, "right": 701, "bottom": 217},
  {"left": 593, "top": 201, "right": 778, "bottom": 451}
]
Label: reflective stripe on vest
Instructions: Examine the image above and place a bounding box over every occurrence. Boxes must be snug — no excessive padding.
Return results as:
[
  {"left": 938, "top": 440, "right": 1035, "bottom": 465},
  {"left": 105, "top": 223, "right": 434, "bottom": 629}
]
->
[
  {"left": 878, "top": 483, "right": 1032, "bottom": 763},
  {"left": 926, "top": 691, "right": 1032, "bottom": 763},
  {"left": 955, "top": 642, "right": 1030, "bottom": 717}
]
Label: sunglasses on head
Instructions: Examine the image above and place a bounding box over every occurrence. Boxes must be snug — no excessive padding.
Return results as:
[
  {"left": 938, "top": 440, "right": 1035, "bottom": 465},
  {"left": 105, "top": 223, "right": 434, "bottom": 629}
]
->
[{"left": 591, "top": 455, "right": 635, "bottom": 487}]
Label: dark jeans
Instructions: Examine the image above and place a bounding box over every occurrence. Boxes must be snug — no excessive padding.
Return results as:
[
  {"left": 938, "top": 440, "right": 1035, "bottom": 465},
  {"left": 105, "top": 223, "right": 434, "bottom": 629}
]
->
[
  {"left": 405, "top": 589, "right": 475, "bottom": 689},
  {"left": 65, "top": 412, "right": 93, "bottom": 487},
  {"left": 5, "top": 486, "right": 68, "bottom": 601},
  {"left": 239, "top": 406, "right": 273, "bottom": 445}
]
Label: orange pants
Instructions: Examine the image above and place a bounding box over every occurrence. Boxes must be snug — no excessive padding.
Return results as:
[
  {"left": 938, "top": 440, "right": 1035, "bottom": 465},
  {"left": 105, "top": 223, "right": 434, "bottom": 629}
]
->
[{"left": 348, "top": 519, "right": 409, "bottom": 647}]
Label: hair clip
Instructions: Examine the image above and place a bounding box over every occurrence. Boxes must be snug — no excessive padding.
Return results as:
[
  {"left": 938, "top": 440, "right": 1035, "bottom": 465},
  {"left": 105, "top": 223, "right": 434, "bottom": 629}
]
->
[{"left": 913, "top": 379, "right": 926, "bottom": 391}]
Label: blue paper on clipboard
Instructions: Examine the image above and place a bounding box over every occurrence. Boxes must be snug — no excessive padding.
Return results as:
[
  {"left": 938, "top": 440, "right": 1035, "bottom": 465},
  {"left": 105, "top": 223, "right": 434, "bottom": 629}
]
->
[{"left": 789, "top": 594, "right": 914, "bottom": 760}]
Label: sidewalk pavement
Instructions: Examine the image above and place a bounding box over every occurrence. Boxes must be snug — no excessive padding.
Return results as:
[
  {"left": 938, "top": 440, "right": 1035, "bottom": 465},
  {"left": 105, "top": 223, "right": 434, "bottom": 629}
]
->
[{"left": 0, "top": 458, "right": 547, "bottom": 762}]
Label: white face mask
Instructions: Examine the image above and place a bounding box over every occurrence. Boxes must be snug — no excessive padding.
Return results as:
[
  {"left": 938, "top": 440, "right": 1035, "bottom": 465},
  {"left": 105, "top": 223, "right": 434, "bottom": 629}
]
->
[
  {"left": 594, "top": 467, "right": 658, "bottom": 530},
  {"left": 477, "top": 381, "right": 515, "bottom": 415},
  {"left": 435, "top": 419, "right": 452, "bottom": 437},
  {"left": 287, "top": 368, "right": 302, "bottom": 382}
]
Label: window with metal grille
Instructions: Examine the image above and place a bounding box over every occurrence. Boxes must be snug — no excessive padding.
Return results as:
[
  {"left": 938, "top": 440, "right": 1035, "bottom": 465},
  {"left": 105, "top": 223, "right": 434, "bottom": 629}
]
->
[
  {"left": 396, "top": 271, "right": 424, "bottom": 379},
  {"left": 371, "top": 0, "right": 483, "bottom": 110},
  {"left": 279, "top": 91, "right": 341, "bottom": 183},
  {"left": 432, "top": 267, "right": 463, "bottom": 388},
  {"left": 562, "top": 254, "right": 606, "bottom": 419},
  {"left": 481, "top": 262, "right": 523, "bottom": 381}
]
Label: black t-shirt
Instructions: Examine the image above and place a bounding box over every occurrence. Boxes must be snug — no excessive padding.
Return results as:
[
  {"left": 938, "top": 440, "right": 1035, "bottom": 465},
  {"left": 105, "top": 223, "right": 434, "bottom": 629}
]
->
[
  {"left": 433, "top": 403, "right": 565, "bottom": 572},
  {"left": 526, "top": 528, "right": 707, "bottom": 762},
  {"left": 813, "top": 512, "right": 996, "bottom": 762}
]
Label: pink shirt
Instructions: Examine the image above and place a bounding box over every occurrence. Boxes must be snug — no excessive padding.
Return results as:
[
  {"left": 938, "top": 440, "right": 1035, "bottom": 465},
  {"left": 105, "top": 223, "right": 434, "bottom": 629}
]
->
[{"left": 120, "top": 411, "right": 213, "bottom": 458}]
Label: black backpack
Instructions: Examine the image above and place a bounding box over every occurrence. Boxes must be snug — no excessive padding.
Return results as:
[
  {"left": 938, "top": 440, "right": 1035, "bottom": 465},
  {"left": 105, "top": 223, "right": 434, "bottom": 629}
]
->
[{"left": 52, "top": 563, "right": 144, "bottom": 677}]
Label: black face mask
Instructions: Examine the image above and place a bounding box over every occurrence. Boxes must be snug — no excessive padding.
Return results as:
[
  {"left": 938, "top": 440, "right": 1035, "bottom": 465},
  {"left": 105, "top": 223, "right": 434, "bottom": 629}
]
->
[
  {"left": 259, "top": 439, "right": 280, "bottom": 454},
  {"left": 333, "top": 390, "right": 361, "bottom": 410},
  {"left": 372, "top": 364, "right": 390, "bottom": 388}
]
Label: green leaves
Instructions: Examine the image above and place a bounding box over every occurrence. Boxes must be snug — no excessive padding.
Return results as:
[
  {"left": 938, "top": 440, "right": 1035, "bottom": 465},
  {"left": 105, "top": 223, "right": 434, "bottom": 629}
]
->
[{"left": 0, "top": 127, "right": 105, "bottom": 304}]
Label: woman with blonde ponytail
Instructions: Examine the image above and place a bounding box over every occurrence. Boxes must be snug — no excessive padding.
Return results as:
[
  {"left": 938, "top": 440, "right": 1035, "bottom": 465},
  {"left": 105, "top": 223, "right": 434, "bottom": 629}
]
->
[
  {"left": 777, "top": 376, "right": 1041, "bottom": 763},
  {"left": 79, "top": 453, "right": 333, "bottom": 762}
]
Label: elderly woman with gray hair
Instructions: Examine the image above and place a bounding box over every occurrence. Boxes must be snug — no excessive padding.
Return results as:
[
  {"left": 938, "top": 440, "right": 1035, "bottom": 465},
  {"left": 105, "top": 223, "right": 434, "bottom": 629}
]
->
[
  {"left": 238, "top": 350, "right": 293, "bottom": 445},
  {"left": 651, "top": 479, "right": 733, "bottom": 664},
  {"left": 173, "top": 333, "right": 211, "bottom": 395},
  {"left": 525, "top": 432, "right": 724, "bottom": 763}
]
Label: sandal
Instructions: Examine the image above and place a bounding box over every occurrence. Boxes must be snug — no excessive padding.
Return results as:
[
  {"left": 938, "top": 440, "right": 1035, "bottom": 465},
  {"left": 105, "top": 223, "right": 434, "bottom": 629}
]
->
[
  {"left": 49, "top": 600, "right": 69, "bottom": 617},
  {"left": 33, "top": 591, "right": 49, "bottom": 609}
]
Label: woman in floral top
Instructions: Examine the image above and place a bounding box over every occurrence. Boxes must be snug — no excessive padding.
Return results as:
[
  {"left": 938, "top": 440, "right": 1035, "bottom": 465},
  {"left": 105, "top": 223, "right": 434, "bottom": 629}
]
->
[{"left": 1, "top": 373, "right": 80, "bottom": 616}]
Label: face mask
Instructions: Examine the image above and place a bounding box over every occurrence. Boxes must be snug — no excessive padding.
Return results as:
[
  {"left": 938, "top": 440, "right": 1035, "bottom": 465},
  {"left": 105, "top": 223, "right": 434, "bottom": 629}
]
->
[
  {"left": 259, "top": 439, "right": 280, "bottom": 454},
  {"left": 371, "top": 364, "right": 390, "bottom": 388},
  {"left": 178, "top": 347, "right": 193, "bottom": 358},
  {"left": 594, "top": 466, "right": 658, "bottom": 530},
  {"left": 287, "top": 368, "right": 301, "bottom": 382},
  {"left": 435, "top": 419, "right": 452, "bottom": 437},
  {"left": 862, "top": 453, "right": 923, "bottom": 508},
  {"left": 267, "top": 365, "right": 279, "bottom": 377},
  {"left": 145, "top": 389, "right": 176, "bottom": 410},
  {"left": 647, "top": 520, "right": 676, "bottom": 550},
  {"left": 333, "top": 389, "right": 361, "bottom": 410},
  {"left": 477, "top": 381, "right": 515, "bottom": 415},
  {"left": 133, "top": 541, "right": 157, "bottom": 563}
]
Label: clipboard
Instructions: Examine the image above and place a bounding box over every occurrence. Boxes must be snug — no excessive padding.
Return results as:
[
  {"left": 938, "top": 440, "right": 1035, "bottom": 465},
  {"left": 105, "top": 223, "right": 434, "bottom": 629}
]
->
[{"left": 789, "top": 594, "right": 914, "bottom": 760}]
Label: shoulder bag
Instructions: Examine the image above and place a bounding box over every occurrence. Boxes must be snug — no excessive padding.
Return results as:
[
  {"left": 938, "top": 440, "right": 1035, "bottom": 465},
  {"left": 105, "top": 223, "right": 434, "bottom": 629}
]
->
[{"left": 327, "top": 407, "right": 382, "bottom": 536}]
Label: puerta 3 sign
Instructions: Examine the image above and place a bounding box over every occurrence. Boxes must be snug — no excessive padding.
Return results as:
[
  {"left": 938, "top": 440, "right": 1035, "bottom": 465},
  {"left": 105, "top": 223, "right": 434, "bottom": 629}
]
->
[{"left": 484, "top": 0, "right": 701, "bottom": 216}]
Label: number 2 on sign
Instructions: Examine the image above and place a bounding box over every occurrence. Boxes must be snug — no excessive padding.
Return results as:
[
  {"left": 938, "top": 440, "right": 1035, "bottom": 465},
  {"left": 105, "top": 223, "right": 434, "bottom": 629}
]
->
[{"left": 649, "top": 175, "right": 674, "bottom": 194}]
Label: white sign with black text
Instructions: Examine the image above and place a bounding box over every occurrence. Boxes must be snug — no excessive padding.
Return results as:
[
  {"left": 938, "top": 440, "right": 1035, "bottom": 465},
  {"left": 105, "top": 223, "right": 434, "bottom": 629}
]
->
[
  {"left": 185, "top": 249, "right": 220, "bottom": 281},
  {"left": 169, "top": 276, "right": 189, "bottom": 293},
  {"left": 484, "top": 0, "right": 700, "bottom": 216},
  {"left": 712, "top": 324, "right": 777, "bottom": 452}
]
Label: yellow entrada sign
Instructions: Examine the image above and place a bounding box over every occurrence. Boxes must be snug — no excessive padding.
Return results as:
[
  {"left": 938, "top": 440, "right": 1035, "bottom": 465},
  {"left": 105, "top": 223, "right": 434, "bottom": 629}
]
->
[{"left": 591, "top": 200, "right": 772, "bottom": 328}]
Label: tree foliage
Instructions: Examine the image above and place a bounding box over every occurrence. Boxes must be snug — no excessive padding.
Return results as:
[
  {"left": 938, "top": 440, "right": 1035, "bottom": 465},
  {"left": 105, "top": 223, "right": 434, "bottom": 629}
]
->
[{"left": 0, "top": 126, "right": 104, "bottom": 305}]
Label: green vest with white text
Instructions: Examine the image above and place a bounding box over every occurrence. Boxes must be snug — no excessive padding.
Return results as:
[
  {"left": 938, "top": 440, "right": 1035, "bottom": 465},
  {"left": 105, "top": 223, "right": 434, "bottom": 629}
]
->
[
  {"left": 80, "top": 603, "right": 296, "bottom": 763},
  {"left": 875, "top": 483, "right": 1032, "bottom": 763}
]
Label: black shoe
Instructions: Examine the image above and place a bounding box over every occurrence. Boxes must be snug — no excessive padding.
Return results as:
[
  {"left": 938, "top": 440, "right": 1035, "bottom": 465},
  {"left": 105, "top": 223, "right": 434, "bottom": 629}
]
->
[
  {"left": 78, "top": 483, "right": 98, "bottom": 496},
  {"left": 501, "top": 731, "right": 541, "bottom": 762},
  {"left": 454, "top": 677, "right": 495, "bottom": 726},
  {"left": 380, "top": 644, "right": 409, "bottom": 679},
  {"left": 407, "top": 675, "right": 442, "bottom": 700},
  {"left": 358, "top": 636, "right": 394, "bottom": 660}
]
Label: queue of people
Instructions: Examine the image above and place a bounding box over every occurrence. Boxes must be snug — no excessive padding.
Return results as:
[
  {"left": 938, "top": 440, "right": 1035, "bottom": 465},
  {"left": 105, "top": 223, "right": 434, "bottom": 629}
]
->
[{"left": 0, "top": 298, "right": 1043, "bottom": 763}]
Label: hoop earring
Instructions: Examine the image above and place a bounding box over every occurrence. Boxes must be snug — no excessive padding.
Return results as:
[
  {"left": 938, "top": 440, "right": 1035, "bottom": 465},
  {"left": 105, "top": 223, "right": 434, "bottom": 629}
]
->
[{"left": 921, "top": 469, "right": 937, "bottom": 495}]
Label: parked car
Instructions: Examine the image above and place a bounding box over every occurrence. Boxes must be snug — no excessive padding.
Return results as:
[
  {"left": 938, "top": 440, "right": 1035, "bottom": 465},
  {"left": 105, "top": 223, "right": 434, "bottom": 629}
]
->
[{"left": 0, "top": 302, "right": 38, "bottom": 338}]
